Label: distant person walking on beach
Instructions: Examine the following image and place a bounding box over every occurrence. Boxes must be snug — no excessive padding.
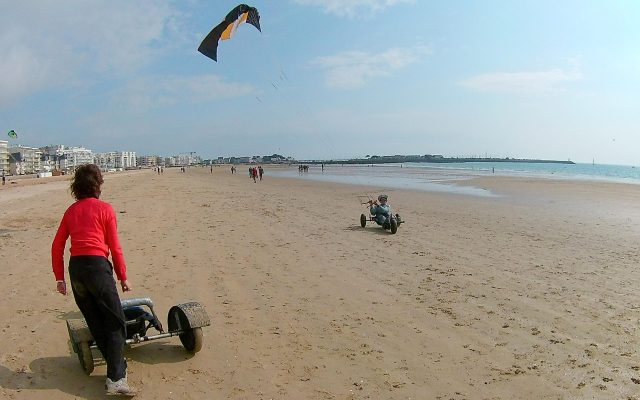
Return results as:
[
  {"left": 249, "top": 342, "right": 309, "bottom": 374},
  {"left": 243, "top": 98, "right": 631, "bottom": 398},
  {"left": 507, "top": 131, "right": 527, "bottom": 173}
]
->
[
  {"left": 51, "top": 164, "right": 135, "bottom": 396},
  {"left": 252, "top": 167, "right": 257, "bottom": 183},
  {"left": 258, "top": 166, "right": 263, "bottom": 181}
]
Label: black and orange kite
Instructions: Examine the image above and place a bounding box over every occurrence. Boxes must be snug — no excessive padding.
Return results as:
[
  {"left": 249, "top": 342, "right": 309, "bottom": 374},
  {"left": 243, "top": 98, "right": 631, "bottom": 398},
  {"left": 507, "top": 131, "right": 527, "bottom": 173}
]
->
[{"left": 198, "top": 4, "right": 261, "bottom": 62}]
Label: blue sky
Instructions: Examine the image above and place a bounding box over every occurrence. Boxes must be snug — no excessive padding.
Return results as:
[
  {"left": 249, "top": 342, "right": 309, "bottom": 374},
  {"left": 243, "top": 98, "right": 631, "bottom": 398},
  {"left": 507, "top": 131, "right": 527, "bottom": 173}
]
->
[{"left": 1, "top": 0, "right": 638, "bottom": 165}]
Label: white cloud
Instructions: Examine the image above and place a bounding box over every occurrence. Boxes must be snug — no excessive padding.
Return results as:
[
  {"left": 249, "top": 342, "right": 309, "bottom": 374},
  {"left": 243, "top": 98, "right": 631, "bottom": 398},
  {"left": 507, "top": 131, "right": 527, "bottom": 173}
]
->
[
  {"left": 293, "top": 0, "right": 415, "bottom": 17},
  {"left": 310, "top": 47, "right": 423, "bottom": 89},
  {"left": 0, "top": 0, "right": 184, "bottom": 107},
  {"left": 109, "top": 75, "right": 254, "bottom": 112},
  {"left": 458, "top": 66, "right": 583, "bottom": 94}
]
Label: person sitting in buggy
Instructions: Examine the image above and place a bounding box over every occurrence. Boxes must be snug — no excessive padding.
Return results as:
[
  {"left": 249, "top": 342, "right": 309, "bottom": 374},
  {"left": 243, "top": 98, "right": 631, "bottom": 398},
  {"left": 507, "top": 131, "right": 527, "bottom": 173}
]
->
[{"left": 370, "top": 194, "right": 391, "bottom": 226}]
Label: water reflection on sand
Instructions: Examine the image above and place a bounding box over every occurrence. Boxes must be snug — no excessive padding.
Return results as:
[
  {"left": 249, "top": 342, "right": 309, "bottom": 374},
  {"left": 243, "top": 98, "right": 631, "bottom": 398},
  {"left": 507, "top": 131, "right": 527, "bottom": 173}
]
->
[{"left": 268, "top": 165, "right": 497, "bottom": 197}]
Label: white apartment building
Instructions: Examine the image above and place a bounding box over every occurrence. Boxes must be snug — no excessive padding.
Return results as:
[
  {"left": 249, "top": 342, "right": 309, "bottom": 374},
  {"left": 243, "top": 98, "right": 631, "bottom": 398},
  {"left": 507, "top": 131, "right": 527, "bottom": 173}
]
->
[
  {"left": 0, "top": 140, "right": 8, "bottom": 175},
  {"left": 137, "top": 155, "right": 162, "bottom": 167},
  {"left": 8, "top": 145, "right": 43, "bottom": 174},
  {"left": 94, "top": 151, "right": 137, "bottom": 170},
  {"left": 40, "top": 145, "right": 65, "bottom": 171},
  {"left": 94, "top": 152, "right": 116, "bottom": 170},
  {"left": 60, "top": 146, "right": 93, "bottom": 171},
  {"left": 120, "top": 151, "right": 137, "bottom": 169},
  {"left": 165, "top": 155, "right": 192, "bottom": 166},
  {"left": 175, "top": 155, "right": 191, "bottom": 166}
]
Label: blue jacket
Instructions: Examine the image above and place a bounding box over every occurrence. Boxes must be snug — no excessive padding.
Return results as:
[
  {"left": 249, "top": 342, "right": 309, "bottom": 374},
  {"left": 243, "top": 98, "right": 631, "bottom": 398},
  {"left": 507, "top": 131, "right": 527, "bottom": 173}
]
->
[{"left": 370, "top": 204, "right": 390, "bottom": 217}]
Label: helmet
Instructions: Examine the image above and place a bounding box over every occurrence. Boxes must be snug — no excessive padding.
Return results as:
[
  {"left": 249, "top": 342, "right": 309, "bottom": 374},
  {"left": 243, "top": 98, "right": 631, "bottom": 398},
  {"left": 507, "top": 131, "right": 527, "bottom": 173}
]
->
[{"left": 378, "top": 194, "right": 388, "bottom": 202}]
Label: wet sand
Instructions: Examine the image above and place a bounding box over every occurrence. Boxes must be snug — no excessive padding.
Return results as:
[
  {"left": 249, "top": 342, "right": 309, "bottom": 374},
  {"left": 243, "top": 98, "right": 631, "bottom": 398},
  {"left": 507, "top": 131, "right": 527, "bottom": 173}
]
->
[{"left": 1, "top": 166, "right": 640, "bottom": 399}]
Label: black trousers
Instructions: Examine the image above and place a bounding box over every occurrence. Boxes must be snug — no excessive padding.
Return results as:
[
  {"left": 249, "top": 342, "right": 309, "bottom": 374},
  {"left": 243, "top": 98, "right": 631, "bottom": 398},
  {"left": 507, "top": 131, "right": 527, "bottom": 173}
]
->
[{"left": 69, "top": 256, "right": 127, "bottom": 381}]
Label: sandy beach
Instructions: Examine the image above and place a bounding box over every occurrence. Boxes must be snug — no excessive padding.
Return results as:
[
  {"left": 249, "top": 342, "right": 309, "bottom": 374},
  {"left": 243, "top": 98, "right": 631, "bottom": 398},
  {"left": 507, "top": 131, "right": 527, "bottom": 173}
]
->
[{"left": 1, "top": 166, "right": 640, "bottom": 399}]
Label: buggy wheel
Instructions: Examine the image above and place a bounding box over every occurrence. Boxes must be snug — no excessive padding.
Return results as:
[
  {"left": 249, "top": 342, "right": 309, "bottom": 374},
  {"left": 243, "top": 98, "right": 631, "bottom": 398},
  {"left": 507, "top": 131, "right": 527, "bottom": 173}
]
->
[
  {"left": 168, "top": 302, "right": 210, "bottom": 354},
  {"left": 78, "top": 341, "right": 94, "bottom": 375},
  {"left": 390, "top": 218, "right": 398, "bottom": 234},
  {"left": 180, "top": 327, "right": 203, "bottom": 353},
  {"left": 395, "top": 214, "right": 402, "bottom": 224},
  {"left": 360, "top": 214, "right": 367, "bottom": 227}
]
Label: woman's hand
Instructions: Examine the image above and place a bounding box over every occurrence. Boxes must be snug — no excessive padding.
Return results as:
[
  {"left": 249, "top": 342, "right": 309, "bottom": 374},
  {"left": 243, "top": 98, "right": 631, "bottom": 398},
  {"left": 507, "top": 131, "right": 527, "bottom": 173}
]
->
[
  {"left": 57, "top": 281, "right": 67, "bottom": 295},
  {"left": 120, "top": 280, "right": 132, "bottom": 292}
]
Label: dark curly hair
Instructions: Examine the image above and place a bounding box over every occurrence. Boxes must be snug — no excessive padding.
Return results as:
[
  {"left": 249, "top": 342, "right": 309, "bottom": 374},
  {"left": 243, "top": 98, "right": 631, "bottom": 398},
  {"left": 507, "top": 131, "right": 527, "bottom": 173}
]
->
[{"left": 70, "top": 164, "right": 104, "bottom": 200}]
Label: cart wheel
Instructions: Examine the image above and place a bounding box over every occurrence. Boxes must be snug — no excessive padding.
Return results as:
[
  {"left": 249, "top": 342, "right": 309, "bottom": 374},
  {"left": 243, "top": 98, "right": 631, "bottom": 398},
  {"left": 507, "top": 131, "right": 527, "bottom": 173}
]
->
[
  {"left": 360, "top": 214, "right": 367, "bottom": 227},
  {"left": 390, "top": 218, "right": 398, "bottom": 234},
  {"left": 395, "top": 214, "right": 402, "bottom": 224},
  {"left": 78, "top": 341, "right": 94, "bottom": 375},
  {"left": 180, "top": 327, "right": 203, "bottom": 353},
  {"left": 168, "top": 302, "right": 210, "bottom": 354}
]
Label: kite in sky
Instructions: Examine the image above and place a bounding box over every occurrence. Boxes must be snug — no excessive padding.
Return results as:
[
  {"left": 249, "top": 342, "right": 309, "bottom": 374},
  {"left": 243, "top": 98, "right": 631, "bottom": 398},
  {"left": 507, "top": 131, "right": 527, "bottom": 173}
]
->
[
  {"left": 198, "top": 4, "right": 261, "bottom": 62},
  {"left": 7, "top": 130, "right": 17, "bottom": 138}
]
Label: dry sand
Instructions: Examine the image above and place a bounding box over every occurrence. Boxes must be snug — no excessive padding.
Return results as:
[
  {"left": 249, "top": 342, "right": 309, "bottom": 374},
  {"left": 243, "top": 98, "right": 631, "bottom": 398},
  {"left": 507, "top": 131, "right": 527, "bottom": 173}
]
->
[{"left": 1, "top": 166, "right": 640, "bottom": 399}]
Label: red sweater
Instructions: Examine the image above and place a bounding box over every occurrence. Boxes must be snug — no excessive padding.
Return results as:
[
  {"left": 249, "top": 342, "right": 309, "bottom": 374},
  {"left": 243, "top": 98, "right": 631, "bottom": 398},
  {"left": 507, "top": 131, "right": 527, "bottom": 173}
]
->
[{"left": 51, "top": 197, "right": 127, "bottom": 281}]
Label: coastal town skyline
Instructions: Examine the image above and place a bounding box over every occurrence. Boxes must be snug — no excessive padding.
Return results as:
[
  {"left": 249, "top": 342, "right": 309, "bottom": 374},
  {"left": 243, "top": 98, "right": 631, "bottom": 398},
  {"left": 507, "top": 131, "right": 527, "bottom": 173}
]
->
[
  {"left": 2, "top": 136, "right": 628, "bottom": 179},
  {"left": 1, "top": 1, "right": 639, "bottom": 166}
]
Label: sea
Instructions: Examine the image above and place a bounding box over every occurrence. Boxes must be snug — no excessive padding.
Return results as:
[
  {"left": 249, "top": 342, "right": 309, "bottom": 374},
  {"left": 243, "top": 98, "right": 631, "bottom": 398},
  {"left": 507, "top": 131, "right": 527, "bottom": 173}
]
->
[{"left": 267, "top": 162, "right": 640, "bottom": 197}]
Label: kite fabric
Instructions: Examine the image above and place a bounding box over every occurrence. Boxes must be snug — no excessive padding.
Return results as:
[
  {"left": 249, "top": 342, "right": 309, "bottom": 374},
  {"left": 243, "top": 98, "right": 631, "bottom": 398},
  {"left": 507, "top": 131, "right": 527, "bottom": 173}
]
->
[
  {"left": 7, "top": 130, "right": 17, "bottom": 138},
  {"left": 198, "top": 4, "right": 261, "bottom": 62}
]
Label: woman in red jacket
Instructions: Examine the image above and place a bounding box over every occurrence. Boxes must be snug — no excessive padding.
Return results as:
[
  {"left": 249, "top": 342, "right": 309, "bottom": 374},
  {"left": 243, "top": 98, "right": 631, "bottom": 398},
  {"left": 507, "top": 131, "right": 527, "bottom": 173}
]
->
[{"left": 51, "top": 164, "right": 135, "bottom": 396}]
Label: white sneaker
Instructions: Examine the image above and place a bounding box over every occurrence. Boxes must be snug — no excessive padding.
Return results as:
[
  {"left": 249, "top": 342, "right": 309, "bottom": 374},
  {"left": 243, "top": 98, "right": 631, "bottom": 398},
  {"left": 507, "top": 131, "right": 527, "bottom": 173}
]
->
[{"left": 106, "top": 376, "right": 136, "bottom": 397}]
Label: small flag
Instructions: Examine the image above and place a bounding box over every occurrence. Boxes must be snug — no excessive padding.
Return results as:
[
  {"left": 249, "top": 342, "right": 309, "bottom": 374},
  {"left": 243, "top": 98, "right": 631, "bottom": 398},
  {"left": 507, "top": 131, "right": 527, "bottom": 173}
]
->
[{"left": 7, "top": 130, "right": 17, "bottom": 138}]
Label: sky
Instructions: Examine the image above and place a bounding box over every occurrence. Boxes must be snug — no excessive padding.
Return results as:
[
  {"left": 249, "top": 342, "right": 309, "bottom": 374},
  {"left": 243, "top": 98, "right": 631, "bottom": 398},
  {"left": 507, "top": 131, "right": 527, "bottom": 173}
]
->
[{"left": 1, "top": 0, "right": 639, "bottom": 165}]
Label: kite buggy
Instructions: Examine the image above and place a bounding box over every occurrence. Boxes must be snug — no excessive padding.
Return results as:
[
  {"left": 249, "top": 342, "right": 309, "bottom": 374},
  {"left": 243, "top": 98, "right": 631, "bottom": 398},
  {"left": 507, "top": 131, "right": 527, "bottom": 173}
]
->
[
  {"left": 360, "top": 194, "right": 404, "bottom": 234},
  {"left": 67, "top": 297, "right": 210, "bottom": 375},
  {"left": 360, "top": 212, "right": 404, "bottom": 234}
]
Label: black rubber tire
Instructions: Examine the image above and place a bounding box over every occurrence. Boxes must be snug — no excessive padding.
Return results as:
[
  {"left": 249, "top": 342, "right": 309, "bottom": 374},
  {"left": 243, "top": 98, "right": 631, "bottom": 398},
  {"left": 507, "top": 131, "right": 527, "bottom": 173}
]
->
[
  {"left": 180, "top": 327, "right": 204, "bottom": 353},
  {"left": 390, "top": 218, "right": 398, "bottom": 234},
  {"left": 395, "top": 214, "right": 402, "bottom": 224},
  {"left": 360, "top": 214, "right": 367, "bottom": 227},
  {"left": 78, "top": 341, "right": 94, "bottom": 375}
]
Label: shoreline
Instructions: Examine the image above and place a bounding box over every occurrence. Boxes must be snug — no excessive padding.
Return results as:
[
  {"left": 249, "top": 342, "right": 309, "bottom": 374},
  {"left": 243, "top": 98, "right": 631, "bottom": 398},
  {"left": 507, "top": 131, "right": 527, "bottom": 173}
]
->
[{"left": 266, "top": 163, "right": 640, "bottom": 200}]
